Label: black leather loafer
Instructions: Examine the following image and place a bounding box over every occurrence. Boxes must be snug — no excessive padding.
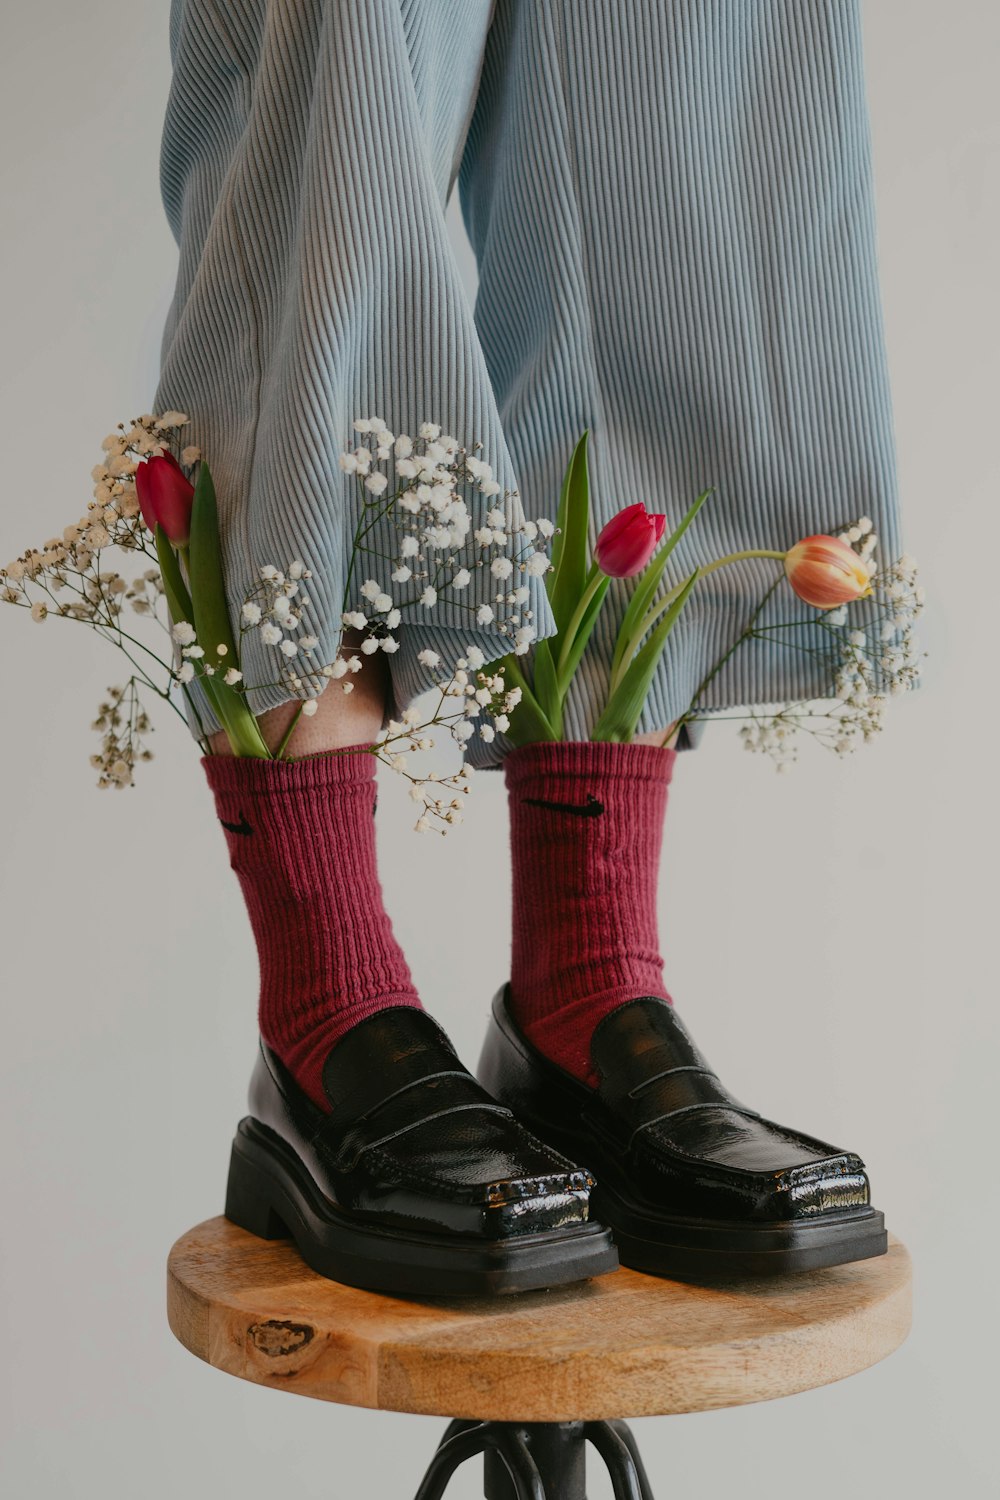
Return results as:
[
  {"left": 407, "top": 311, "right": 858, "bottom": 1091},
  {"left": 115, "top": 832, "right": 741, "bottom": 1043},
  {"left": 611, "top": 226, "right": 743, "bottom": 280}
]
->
[
  {"left": 224, "top": 1007, "right": 618, "bottom": 1297},
  {"left": 478, "top": 987, "right": 888, "bottom": 1279}
]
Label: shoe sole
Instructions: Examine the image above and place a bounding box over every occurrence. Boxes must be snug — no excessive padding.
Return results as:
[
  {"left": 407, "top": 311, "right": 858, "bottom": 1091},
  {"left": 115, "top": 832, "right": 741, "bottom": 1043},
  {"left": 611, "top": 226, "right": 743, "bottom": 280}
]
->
[
  {"left": 593, "top": 1176, "right": 888, "bottom": 1280},
  {"left": 497, "top": 1110, "right": 888, "bottom": 1279},
  {"left": 224, "top": 1117, "right": 620, "bottom": 1297}
]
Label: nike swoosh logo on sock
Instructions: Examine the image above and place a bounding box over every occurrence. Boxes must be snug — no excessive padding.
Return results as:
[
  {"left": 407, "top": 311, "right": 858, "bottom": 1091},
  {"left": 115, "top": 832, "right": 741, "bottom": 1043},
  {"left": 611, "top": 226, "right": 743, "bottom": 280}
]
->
[
  {"left": 220, "top": 813, "right": 253, "bottom": 837},
  {"left": 522, "top": 793, "right": 605, "bottom": 818}
]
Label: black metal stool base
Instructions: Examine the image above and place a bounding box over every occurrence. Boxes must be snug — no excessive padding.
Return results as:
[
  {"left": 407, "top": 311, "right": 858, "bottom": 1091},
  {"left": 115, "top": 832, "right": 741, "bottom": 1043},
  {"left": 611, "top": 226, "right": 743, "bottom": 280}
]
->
[{"left": 414, "top": 1418, "right": 655, "bottom": 1500}]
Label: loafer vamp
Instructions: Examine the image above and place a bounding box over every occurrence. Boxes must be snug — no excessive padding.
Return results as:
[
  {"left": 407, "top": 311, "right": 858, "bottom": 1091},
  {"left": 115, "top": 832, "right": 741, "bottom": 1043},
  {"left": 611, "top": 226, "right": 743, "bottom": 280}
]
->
[
  {"left": 631, "top": 1113, "right": 872, "bottom": 1222},
  {"left": 251, "top": 1008, "right": 596, "bottom": 1240}
]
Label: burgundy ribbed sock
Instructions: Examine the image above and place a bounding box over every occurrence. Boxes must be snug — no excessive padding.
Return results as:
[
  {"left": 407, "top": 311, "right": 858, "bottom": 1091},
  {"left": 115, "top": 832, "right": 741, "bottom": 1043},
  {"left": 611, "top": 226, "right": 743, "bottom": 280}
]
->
[
  {"left": 505, "top": 740, "right": 676, "bottom": 1085},
  {"left": 202, "top": 749, "right": 421, "bottom": 1110}
]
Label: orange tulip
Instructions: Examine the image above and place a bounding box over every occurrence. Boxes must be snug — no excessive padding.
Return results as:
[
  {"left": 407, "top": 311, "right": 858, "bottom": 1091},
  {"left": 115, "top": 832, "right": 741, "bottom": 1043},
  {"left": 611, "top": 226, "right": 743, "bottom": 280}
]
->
[{"left": 784, "top": 534, "right": 872, "bottom": 610}]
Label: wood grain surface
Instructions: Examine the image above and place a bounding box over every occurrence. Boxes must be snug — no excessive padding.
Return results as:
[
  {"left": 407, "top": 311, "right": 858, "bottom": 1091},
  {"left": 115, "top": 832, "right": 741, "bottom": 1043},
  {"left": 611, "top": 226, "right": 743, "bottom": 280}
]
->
[{"left": 167, "top": 1216, "right": 911, "bottom": 1422}]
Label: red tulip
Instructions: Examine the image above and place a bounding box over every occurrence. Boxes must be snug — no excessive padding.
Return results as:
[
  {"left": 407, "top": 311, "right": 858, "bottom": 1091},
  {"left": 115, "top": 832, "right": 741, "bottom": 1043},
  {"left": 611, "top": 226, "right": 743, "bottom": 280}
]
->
[
  {"left": 595, "top": 504, "right": 668, "bottom": 578},
  {"left": 784, "top": 534, "right": 872, "bottom": 609},
  {"left": 135, "top": 452, "right": 194, "bottom": 547}
]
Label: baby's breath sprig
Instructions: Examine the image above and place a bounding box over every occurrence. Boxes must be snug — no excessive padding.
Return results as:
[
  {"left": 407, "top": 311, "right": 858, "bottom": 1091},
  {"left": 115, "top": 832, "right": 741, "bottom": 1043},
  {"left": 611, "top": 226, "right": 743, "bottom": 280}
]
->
[
  {"left": 2, "top": 411, "right": 550, "bottom": 829},
  {"left": 683, "top": 522, "right": 924, "bottom": 769}
]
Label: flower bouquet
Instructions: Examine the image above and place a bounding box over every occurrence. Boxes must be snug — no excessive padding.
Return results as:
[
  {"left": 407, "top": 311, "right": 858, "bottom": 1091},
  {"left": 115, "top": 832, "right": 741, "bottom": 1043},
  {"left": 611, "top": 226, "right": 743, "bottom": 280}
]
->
[
  {"left": 494, "top": 433, "right": 922, "bottom": 762},
  {"left": 1, "top": 412, "right": 546, "bottom": 828}
]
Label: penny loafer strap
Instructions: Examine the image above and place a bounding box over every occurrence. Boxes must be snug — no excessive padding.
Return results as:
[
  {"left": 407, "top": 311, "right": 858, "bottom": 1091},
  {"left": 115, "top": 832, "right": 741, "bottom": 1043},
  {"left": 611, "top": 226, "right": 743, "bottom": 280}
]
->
[
  {"left": 320, "top": 1070, "right": 516, "bottom": 1172},
  {"left": 586, "top": 1064, "right": 759, "bottom": 1141}
]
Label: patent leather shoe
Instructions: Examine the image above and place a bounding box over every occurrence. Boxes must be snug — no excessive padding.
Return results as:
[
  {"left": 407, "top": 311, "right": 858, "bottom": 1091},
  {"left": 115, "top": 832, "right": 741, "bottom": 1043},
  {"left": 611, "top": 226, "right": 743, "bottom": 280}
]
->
[
  {"left": 224, "top": 1006, "right": 618, "bottom": 1296},
  {"left": 478, "top": 987, "right": 888, "bottom": 1279}
]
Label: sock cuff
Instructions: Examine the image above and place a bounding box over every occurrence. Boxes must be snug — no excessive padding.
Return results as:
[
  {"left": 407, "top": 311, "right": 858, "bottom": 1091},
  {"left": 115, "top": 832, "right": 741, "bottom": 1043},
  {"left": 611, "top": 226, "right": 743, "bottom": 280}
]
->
[
  {"left": 200, "top": 746, "right": 376, "bottom": 797},
  {"left": 503, "top": 739, "right": 677, "bottom": 792}
]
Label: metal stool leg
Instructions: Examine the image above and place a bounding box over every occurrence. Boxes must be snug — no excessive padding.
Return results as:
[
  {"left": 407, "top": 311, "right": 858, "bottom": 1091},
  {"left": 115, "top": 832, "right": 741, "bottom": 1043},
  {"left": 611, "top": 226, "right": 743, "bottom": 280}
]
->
[
  {"left": 604, "top": 1421, "right": 656, "bottom": 1500},
  {"left": 414, "top": 1422, "right": 544, "bottom": 1500},
  {"left": 414, "top": 1417, "right": 657, "bottom": 1500},
  {"left": 585, "top": 1421, "right": 651, "bottom": 1500}
]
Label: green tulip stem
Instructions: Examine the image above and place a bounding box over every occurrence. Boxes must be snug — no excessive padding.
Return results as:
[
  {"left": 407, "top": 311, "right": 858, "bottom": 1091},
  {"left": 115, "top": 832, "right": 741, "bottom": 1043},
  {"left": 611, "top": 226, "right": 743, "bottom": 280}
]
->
[
  {"left": 609, "top": 548, "right": 787, "bottom": 697},
  {"left": 556, "top": 560, "right": 605, "bottom": 680},
  {"left": 273, "top": 701, "right": 305, "bottom": 761}
]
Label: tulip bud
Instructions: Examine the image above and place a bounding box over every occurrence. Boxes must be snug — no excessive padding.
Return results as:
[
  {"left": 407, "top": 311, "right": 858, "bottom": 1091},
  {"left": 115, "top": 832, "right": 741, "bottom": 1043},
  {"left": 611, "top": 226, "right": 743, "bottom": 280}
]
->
[
  {"left": 595, "top": 504, "right": 668, "bottom": 578},
  {"left": 135, "top": 452, "right": 195, "bottom": 547},
  {"left": 784, "top": 534, "right": 872, "bottom": 609}
]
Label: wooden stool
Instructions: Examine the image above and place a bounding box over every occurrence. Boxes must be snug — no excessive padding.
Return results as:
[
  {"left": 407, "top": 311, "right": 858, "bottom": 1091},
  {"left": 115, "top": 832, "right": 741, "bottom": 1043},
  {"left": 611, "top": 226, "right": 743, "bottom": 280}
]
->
[{"left": 168, "top": 1217, "right": 911, "bottom": 1499}]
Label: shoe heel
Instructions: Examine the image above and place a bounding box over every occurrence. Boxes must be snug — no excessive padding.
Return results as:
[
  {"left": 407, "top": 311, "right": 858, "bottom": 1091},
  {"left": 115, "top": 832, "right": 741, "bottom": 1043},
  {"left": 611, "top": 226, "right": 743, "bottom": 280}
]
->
[{"left": 225, "top": 1139, "right": 289, "bottom": 1240}]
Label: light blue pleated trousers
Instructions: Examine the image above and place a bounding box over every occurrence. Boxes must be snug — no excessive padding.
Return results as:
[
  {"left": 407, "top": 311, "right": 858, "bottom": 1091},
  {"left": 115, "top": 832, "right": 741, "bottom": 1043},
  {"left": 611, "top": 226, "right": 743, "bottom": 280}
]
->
[{"left": 155, "top": 0, "right": 900, "bottom": 759}]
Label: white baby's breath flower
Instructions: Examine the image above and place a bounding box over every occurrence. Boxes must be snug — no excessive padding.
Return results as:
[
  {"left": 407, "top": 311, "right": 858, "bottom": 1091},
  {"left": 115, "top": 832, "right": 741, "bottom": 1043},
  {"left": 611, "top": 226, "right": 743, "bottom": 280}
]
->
[
  {"left": 365, "top": 472, "right": 389, "bottom": 496},
  {"left": 476, "top": 604, "right": 495, "bottom": 625},
  {"left": 525, "top": 552, "right": 550, "bottom": 577},
  {"left": 490, "top": 557, "right": 514, "bottom": 580},
  {"left": 279, "top": 639, "right": 298, "bottom": 658},
  {"left": 400, "top": 535, "right": 419, "bottom": 558},
  {"left": 260, "top": 622, "right": 283, "bottom": 646},
  {"left": 361, "top": 637, "right": 380, "bottom": 655},
  {"left": 391, "top": 566, "right": 412, "bottom": 583},
  {"left": 176, "top": 662, "right": 195, "bottom": 684},
  {"left": 172, "top": 620, "right": 197, "bottom": 645},
  {"left": 417, "top": 649, "right": 441, "bottom": 668},
  {"left": 241, "top": 602, "right": 262, "bottom": 626},
  {"left": 30, "top": 601, "right": 47, "bottom": 622},
  {"left": 421, "top": 587, "right": 438, "bottom": 607},
  {"left": 224, "top": 668, "right": 243, "bottom": 686},
  {"left": 300, "top": 699, "right": 319, "bottom": 717},
  {"left": 374, "top": 593, "right": 393, "bottom": 613},
  {"left": 451, "top": 568, "right": 471, "bottom": 588},
  {"left": 342, "top": 610, "right": 367, "bottom": 630},
  {"left": 180, "top": 445, "right": 201, "bottom": 465}
]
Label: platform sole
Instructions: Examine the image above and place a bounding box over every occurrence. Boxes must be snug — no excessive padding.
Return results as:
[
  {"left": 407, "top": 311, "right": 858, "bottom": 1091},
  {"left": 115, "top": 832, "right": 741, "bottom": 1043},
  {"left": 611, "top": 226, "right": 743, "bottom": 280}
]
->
[
  {"left": 495, "top": 1107, "right": 888, "bottom": 1280},
  {"left": 592, "top": 1177, "right": 888, "bottom": 1280},
  {"left": 224, "top": 1117, "right": 619, "bottom": 1298}
]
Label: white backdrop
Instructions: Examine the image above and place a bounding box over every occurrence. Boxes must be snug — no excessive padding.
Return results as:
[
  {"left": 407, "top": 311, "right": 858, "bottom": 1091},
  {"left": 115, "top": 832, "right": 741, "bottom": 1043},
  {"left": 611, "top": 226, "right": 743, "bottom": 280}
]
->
[{"left": 1, "top": 4, "right": 997, "bottom": 1496}]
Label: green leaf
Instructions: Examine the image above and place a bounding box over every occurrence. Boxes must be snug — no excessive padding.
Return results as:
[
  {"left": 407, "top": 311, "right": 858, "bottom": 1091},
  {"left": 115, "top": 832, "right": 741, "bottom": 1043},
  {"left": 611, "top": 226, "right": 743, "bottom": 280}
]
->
[
  {"left": 186, "top": 463, "right": 271, "bottom": 759},
  {"left": 547, "top": 432, "right": 591, "bottom": 635},
  {"left": 554, "top": 573, "right": 610, "bottom": 696},
  {"left": 591, "top": 569, "right": 700, "bottom": 743},
  {"left": 610, "top": 488, "right": 712, "bottom": 681},
  {"left": 188, "top": 461, "right": 239, "bottom": 665},
  {"left": 531, "top": 638, "right": 563, "bottom": 736}
]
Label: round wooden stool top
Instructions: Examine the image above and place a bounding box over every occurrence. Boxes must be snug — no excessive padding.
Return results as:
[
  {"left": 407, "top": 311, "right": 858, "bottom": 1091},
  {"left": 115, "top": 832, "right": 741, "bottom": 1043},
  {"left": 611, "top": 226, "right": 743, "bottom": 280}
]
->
[{"left": 167, "top": 1217, "right": 911, "bottom": 1424}]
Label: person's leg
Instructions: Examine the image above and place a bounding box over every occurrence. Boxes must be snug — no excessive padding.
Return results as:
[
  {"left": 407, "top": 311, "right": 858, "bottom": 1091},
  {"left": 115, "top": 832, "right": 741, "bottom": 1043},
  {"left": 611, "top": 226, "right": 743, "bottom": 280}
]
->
[
  {"left": 461, "top": 0, "right": 901, "bottom": 1070},
  {"left": 157, "top": 1, "right": 505, "bottom": 1108},
  {"left": 202, "top": 649, "right": 424, "bottom": 1110},
  {"left": 468, "top": 2, "right": 893, "bottom": 1274},
  {"left": 152, "top": 2, "right": 617, "bottom": 1293}
]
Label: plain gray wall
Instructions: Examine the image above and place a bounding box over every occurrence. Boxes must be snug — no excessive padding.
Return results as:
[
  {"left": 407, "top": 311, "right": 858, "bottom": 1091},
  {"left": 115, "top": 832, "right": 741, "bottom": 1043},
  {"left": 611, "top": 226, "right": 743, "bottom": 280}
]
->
[{"left": 2, "top": 3, "right": 997, "bottom": 1496}]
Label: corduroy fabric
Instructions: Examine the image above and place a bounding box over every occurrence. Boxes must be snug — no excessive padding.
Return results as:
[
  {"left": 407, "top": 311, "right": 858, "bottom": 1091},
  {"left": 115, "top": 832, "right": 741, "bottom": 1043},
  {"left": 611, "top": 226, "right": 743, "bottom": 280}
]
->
[
  {"left": 202, "top": 748, "right": 420, "bottom": 1109},
  {"left": 157, "top": 2, "right": 901, "bottom": 758},
  {"left": 506, "top": 740, "right": 676, "bottom": 1085}
]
